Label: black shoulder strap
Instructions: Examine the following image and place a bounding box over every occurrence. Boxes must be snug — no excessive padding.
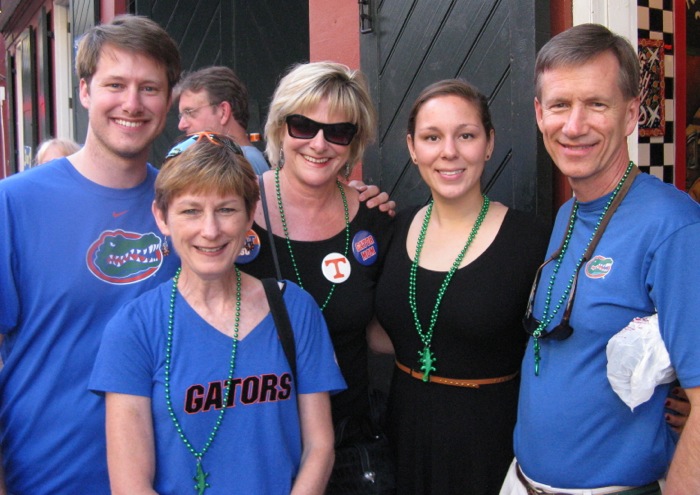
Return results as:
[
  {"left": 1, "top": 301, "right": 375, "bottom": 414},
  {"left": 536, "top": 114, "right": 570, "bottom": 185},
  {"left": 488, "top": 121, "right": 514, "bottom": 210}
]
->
[
  {"left": 261, "top": 278, "right": 297, "bottom": 381},
  {"left": 258, "top": 175, "right": 283, "bottom": 281}
]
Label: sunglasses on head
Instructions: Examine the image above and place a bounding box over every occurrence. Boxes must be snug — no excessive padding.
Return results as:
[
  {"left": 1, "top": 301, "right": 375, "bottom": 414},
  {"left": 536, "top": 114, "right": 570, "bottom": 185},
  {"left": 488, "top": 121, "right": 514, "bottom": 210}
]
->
[
  {"left": 285, "top": 114, "right": 358, "bottom": 146},
  {"left": 521, "top": 254, "right": 582, "bottom": 341},
  {"left": 165, "top": 132, "right": 244, "bottom": 160}
]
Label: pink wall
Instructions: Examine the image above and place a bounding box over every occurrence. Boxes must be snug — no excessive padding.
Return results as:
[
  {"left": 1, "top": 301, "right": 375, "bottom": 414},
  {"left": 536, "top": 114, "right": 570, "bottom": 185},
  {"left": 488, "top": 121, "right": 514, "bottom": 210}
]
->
[
  {"left": 309, "top": 0, "right": 360, "bottom": 69},
  {"left": 309, "top": 0, "right": 362, "bottom": 179},
  {"left": 100, "top": 0, "right": 128, "bottom": 22}
]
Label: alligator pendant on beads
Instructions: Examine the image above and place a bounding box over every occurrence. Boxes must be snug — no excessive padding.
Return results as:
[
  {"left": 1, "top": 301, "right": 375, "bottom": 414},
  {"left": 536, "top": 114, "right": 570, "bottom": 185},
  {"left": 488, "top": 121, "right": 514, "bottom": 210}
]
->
[{"left": 418, "top": 346, "right": 437, "bottom": 382}]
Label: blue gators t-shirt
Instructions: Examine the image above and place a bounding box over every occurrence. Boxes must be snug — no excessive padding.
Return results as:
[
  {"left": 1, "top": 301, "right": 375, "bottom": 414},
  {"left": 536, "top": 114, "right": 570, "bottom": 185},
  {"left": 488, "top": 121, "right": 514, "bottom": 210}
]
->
[
  {"left": 90, "top": 280, "right": 345, "bottom": 495},
  {"left": 514, "top": 173, "right": 700, "bottom": 488}
]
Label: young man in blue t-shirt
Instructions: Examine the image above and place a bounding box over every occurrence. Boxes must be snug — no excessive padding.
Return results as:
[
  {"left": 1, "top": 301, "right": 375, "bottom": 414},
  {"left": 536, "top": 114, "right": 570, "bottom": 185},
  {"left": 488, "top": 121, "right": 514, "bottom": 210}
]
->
[{"left": 0, "top": 15, "right": 181, "bottom": 494}]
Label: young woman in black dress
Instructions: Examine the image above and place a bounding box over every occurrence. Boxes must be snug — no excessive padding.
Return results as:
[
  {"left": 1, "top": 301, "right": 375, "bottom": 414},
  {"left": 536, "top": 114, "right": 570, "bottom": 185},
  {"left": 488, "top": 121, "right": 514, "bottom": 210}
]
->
[{"left": 371, "top": 80, "right": 550, "bottom": 494}]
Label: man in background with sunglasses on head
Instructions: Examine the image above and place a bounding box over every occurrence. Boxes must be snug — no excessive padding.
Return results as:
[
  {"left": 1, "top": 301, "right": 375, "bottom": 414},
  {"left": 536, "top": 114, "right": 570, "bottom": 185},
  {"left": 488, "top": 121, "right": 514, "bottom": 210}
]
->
[
  {"left": 0, "top": 15, "right": 181, "bottom": 494},
  {"left": 501, "top": 24, "right": 700, "bottom": 495},
  {"left": 175, "top": 65, "right": 271, "bottom": 175}
]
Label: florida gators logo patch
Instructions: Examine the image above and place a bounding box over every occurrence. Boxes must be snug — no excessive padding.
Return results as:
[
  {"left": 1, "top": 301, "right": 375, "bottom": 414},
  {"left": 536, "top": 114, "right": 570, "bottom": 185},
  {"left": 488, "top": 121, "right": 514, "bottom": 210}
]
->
[
  {"left": 86, "top": 230, "right": 164, "bottom": 284},
  {"left": 585, "top": 255, "right": 613, "bottom": 279}
]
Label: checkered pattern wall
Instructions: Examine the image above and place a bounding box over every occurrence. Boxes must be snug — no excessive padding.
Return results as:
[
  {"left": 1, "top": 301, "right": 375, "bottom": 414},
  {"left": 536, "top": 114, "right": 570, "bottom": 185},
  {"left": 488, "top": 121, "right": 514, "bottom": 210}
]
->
[{"left": 637, "top": 0, "right": 676, "bottom": 183}]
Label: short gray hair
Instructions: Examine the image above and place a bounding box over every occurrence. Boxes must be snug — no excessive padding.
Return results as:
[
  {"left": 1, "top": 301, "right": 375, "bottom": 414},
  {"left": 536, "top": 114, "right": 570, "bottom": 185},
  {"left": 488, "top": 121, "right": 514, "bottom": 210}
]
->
[{"left": 535, "top": 23, "right": 640, "bottom": 101}]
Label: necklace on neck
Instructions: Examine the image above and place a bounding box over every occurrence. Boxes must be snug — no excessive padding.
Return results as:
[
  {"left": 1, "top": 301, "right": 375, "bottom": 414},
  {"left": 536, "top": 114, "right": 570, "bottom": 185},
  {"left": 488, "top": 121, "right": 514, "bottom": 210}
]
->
[
  {"left": 274, "top": 166, "right": 350, "bottom": 311},
  {"left": 531, "top": 161, "right": 635, "bottom": 376},
  {"left": 165, "top": 266, "right": 241, "bottom": 495},
  {"left": 409, "top": 194, "right": 490, "bottom": 381}
]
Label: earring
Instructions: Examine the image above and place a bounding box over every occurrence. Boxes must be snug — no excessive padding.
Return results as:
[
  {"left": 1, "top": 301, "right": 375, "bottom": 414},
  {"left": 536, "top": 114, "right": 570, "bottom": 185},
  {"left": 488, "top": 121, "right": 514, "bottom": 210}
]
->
[
  {"left": 278, "top": 149, "right": 285, "bottom": 168},
  {"left": 344, "top": 163, "right": 351, "bottom": 179},
  {"left": 161, "top": 236, "right": 170, "bottom": 257}
]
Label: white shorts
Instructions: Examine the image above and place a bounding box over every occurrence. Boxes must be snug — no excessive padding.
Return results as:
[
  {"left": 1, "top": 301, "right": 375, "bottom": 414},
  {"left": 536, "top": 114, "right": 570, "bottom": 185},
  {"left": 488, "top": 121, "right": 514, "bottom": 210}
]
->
[{"left": 499, "top": 458, "right": 665, "bottom": 495}]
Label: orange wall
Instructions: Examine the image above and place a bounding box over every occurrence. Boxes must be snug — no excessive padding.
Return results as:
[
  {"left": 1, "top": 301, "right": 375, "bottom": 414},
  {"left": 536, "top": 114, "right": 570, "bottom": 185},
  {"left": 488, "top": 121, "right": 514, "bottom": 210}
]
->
[
  {"left": 309, "top": 0, "right": 362, "bottom": 179},
  {"left": 309, "top": 0, "right": 360, "bottom": 69},
  {"left": 550, "top": 0, "right": 573, "bottom": 209},
  {"left": 100, "top": 0, "right": 128, "bottom": 22}
]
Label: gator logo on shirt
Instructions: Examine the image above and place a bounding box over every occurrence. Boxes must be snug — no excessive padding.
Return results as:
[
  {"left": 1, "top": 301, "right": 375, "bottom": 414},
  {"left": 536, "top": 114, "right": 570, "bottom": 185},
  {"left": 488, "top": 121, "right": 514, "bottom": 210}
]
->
[
  {"left": 86, "top": 230, "right": 163, "bottom": 284},
  {"left": 585, "top": 255, "right": 613, "bottom": 279}
]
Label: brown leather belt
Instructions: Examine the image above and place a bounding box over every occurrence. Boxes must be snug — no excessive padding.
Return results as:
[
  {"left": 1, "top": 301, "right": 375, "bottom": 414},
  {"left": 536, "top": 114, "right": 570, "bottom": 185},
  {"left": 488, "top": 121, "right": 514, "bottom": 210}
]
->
[
  {"left": 395, "top": 360, "right": 518, "bottom": 388},
  {"left": 515, "top": 464, "right": 661, "bottom": 495}
]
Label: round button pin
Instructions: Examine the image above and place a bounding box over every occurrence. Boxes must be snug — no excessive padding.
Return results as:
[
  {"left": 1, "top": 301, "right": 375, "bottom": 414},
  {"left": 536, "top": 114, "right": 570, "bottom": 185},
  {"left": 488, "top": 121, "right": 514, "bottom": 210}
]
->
[
  {"left": 321, "top": 252, "right": 351, "bottom": 283},
  {"left": 352, "top": 230, "right": 378, "bottom": 266},
  {"left": 236, "top": 229, "right": 261, "bottom": 264}
]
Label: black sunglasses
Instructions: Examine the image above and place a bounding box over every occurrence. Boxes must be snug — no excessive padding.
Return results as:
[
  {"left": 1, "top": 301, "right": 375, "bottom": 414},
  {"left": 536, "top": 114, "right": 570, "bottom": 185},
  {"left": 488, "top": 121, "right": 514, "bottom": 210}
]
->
[
  {"left": 165, "top": 132, "right": 244, "bottom": 160},
  {"left": 285, "top": 114, "right": 358, "bottom": 146},
  {"left": 522, "top": 254, "right": 583, "bottom": 341}
]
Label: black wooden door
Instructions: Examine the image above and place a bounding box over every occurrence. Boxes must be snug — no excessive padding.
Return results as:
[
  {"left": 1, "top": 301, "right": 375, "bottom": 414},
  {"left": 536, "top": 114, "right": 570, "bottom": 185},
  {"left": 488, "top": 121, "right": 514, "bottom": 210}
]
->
[
  {"left": 361, "top": 0, "right": 551, "bottom": 218},
  {"left": 136, "top": 0, "right": 309, "bottom": 165},
  {"left": 71, "top": 0, "right": 99, "bottom": 144}
]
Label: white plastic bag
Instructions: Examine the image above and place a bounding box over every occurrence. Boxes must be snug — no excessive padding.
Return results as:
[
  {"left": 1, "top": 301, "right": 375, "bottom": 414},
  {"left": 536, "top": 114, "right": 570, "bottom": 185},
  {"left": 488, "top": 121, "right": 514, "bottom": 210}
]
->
[{"left": 606, "top": 314, "right": 676, "bottom": 411}]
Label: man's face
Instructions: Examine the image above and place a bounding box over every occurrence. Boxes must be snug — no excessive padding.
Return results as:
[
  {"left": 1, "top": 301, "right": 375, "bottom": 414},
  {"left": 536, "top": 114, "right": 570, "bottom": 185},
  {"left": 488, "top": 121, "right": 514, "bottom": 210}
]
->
[
  {"left": 534, "top": 51, "right": 639, "bottom": 200},
  {"left": 177, "top": 89, "right": 222, "bottom": 134},
  {"left": 79, "top": 44, "right": 171, "bottom": 162}
]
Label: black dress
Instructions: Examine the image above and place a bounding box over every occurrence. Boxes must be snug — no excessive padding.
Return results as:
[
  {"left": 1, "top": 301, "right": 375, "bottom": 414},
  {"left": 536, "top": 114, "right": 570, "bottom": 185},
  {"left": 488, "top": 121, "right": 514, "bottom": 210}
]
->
[
  {"left": 241, "top": 201, "right": 393, "bottom": 424},
  {"left": 375, "top": 207, "right": 550, "bottom": 495}
]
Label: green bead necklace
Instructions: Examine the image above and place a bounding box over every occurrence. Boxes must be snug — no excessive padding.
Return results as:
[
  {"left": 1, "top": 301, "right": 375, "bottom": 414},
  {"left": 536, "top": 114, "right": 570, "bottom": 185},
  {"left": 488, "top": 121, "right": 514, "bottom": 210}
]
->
[
  {"left": 531, "top": 161, "right": 635, "bottom": 376},
  {"left": 274, "top": 167, "right": 350, "bottom": 311},
  {"left": 409, "top": 194, "right": 490, "bottom": 381},
  {"left": 165, "top": 266, "right": 241, "bottom": 495}
]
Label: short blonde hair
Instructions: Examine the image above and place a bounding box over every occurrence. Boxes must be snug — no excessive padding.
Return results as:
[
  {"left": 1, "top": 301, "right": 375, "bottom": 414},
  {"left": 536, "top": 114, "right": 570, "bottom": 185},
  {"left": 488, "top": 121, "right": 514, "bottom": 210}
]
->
[
  {"left": 264, "top": 62, "right": 376, "bottom": 174},
  {"left": 155, "top": 133, "right": 259, "bottom": 218}
]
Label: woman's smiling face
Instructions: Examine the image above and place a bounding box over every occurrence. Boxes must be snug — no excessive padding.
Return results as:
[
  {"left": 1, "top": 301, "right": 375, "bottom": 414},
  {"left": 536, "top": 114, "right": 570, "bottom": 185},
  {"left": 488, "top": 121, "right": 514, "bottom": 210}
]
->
[
  {"left": 407, "top": 94, "right": 494, "bottom": 202},
  {"left": 281, "top": 98, "right": 353, "bottom": 187},
  {"left": 154, "top": 190, "right": 253, "bottom": 282}
]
